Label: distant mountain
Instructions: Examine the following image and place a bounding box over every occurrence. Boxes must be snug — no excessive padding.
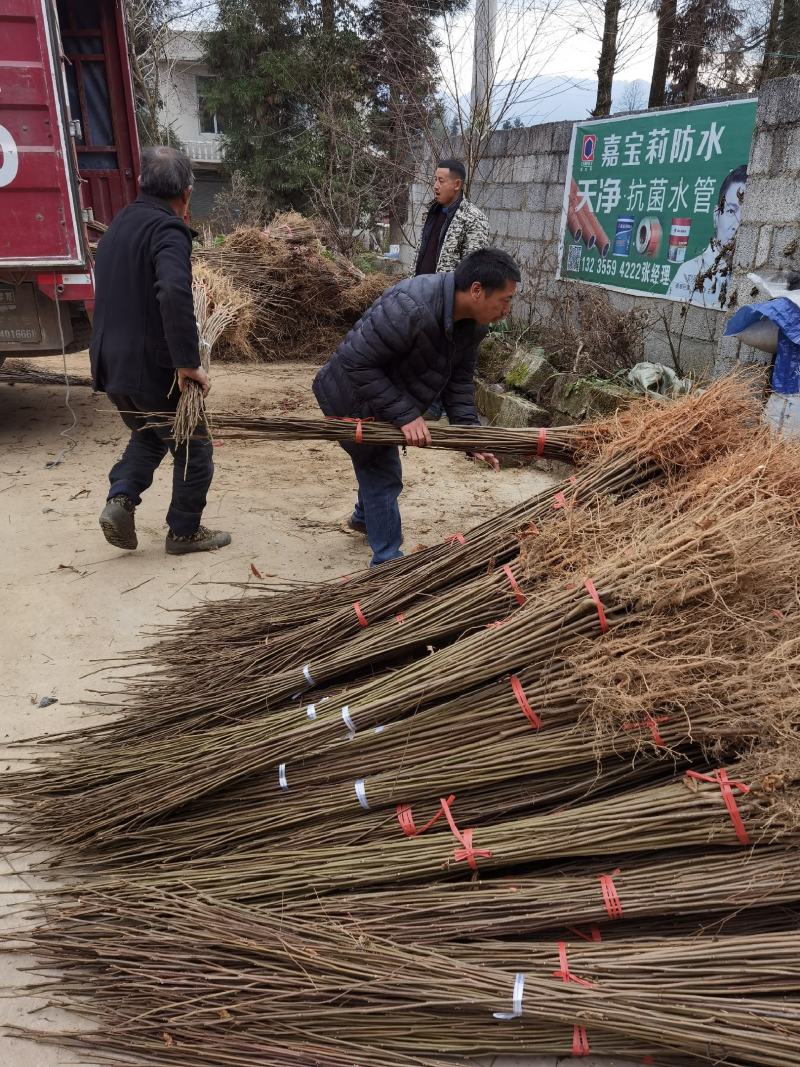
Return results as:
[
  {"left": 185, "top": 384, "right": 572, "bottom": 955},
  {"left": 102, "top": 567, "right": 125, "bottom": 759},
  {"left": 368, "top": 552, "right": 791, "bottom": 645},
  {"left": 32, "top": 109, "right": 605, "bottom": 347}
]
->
[{"left": 447, "top": 75, "right": 652, "bottom": 128}]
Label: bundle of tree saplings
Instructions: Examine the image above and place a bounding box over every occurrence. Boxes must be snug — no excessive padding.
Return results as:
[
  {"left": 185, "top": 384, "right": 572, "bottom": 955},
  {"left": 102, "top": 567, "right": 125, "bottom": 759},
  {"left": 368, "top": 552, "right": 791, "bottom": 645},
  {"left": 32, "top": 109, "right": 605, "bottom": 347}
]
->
[
  {"left": 170, "top": 263, "right": 255, "bottom": 453},
  {"left": 73, "top": 377, "right": 772, "bottom": 752},
  {"left": 272, "top": 847, "right": 800, "bottom": 941},
  {"left": 193, "top": 214, "right": 393, "bottom": 361},
  {"left": 5, "top": 423, "right": 799, "bottom": 863},
  {"left": 7, "top": 891, "right": 800, "bottom": 1067},
  {"left": 82, "top": 601, "right": 796, "bottom": 871},
  {"left": 0, "top": 360, "right": 94, "bottom": 388},
  {"left": 163, "top": 412, "right": 583, "bottom": 460},
  {"left": 131, "top": 372, "right": 761, "bottom": 668},
  {"left": 6, "top": 374, "right": 800, "bottom": 1067}
]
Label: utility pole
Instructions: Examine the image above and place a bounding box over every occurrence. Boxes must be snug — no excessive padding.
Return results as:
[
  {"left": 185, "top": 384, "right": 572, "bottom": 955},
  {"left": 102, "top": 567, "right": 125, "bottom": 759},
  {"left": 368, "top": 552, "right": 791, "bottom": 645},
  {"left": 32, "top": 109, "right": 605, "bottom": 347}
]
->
[{"left": 470, "top": 0, "right": 497, "bottom": 129}]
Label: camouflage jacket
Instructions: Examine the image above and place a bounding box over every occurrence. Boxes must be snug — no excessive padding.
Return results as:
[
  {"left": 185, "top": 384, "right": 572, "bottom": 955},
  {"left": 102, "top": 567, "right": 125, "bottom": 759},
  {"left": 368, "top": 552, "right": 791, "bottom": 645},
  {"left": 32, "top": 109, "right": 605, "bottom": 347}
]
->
[{"left": 414, "top": 197, "right": 490, "bottom": 274}]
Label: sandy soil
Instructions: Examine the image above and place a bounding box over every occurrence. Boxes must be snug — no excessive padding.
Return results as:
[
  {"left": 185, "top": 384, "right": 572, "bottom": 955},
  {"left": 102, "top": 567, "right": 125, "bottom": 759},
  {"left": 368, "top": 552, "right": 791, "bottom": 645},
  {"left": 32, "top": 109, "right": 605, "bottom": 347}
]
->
[{"left": 1, "top": 354, "right": 616, "bottom": 1067}]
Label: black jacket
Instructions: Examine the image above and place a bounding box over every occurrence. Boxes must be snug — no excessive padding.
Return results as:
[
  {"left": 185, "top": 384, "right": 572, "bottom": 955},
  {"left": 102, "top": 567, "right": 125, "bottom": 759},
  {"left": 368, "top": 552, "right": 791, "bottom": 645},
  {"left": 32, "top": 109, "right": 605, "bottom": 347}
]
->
[
  {"left": 90, "top": 194, "right": 200, "bottom": 395},
  {"left": 313, "top": 272, "right": 485, "bottom": 427}
]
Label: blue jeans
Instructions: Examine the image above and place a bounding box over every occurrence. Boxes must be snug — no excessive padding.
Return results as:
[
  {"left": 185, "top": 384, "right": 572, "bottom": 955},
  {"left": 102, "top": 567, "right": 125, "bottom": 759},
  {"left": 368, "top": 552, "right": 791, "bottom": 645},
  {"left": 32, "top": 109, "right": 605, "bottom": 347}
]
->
[
  {"left": 106, "top": 391, "right": 214, "bottom": 537},
  {"left": 340, "top": 441, "right": 403, "bottom": 566}
]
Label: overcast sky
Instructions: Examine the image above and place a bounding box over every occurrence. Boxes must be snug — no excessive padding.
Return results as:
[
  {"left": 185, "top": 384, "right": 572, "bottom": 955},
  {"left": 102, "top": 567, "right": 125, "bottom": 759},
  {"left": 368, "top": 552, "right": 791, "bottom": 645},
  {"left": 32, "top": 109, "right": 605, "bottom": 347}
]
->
[
  {"left": 179, "top": 0, "right": 658, "bottom": 120},
  {"left": 434, "top": 0, "right": 658, "bottom": 118}
]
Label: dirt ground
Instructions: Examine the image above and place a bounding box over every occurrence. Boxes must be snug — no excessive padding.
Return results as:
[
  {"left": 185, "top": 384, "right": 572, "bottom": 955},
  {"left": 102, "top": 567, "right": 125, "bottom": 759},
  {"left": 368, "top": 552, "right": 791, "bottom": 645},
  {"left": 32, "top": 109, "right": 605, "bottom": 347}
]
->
[{"left": 1, "top": 355, "right": 643, "bottom": 1067}]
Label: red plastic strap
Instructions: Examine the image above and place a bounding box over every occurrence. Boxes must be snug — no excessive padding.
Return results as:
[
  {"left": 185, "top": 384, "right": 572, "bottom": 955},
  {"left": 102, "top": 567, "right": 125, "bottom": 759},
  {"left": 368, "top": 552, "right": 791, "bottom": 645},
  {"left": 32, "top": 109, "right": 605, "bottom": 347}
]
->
[
  {"left": 572, "top": 1026, "right": 591, "bottom": 1057},
  {"left": 552, "top": 942, "right": 593, "bottom": 988},
  {"left": 510, "top": 674, "right": 542, "bottom": 729},
  {"left": 353, "top": 601, "right": 368, "bottom": 628},
  {"left": 598, "top": 868, "right": 624, "bottom": 920},
  {"left": 642, "top": 1058, "right": 656, "bottom": 1065},
  {"left": 502, "top": 564, "right": 526, "bottom": 606},
  {"left": 567, "top": 924, "right": 602, "bottom": 943},
  {"left": 685, "top": 769, "right": 751, "bottom": 845},
  {"left": 553, "top": 491, "right": 568, "bottom": 510},
  {"left": 329, "top": 416, "right": 374, "bottom": 444},
  {"left": 536, "top": 427, "right": 547, "bottom": 458},
  {"left": 445, "top": 532, "right": 466, "bottom": 546},
  {"left": 623, "top": 714, "right": 669, "bottom": 747},
  {"left": 396, "top": 793, "right": 456, "bottom": 837},
  {"left": 395, "top": 612, "right": 406, "bottom": 624},
  {"left": 485, "top": 620, "right": 505, "bottom": 630},
  {"left": 584, "top": 579, "right": 609, "bottom": 633},
  {"left": 440, "top": 796, "right": 492, "bottom": 871}
]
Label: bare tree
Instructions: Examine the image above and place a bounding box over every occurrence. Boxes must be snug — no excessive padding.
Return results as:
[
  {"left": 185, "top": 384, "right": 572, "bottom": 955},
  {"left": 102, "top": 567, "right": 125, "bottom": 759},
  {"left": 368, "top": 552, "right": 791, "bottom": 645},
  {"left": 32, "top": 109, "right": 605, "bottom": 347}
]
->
[
  {"left": 613, "top": 79, "right": 648, "bottom": 111},
  {"left": 433, "top": 1, "right": 576, "bottom": 175},
  {"left": 554, "top": 0, "right": 654, "bottom": 117},
  {"left": 668, "top": 0, "right": 746, "bottom": 102},
  {"left": 648, "top": 0, "right": 678, "bottom": 104},
  {"left": 371, "top": 0, "right": 586, "bottom": 255},
  {"left": 125, "top": 0, "right": 217, "bottom": 145},
  {"left": 593, "top": 0, "right": 622, "bottom": 115},
  {"left": 758, "top": 0, "right": 783, "bottom": 83}
]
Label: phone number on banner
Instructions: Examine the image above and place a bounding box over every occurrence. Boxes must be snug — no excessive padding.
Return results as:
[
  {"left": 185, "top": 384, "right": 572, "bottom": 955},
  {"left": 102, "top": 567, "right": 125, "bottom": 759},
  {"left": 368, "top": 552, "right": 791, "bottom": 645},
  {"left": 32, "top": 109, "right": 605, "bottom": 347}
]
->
[{"left": 577, "top": 257, "right": 672, "bottom": 285}]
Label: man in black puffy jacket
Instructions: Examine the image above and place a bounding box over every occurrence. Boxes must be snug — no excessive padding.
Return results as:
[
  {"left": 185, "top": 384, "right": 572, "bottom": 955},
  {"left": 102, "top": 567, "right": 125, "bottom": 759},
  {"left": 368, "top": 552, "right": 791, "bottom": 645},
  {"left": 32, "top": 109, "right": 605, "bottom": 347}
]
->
[
  {"left": 313, "top": 248, "right": 520, "bottom": 566},
  {"left": 91, "top": 146, "right": 230, "bottom": 555}
]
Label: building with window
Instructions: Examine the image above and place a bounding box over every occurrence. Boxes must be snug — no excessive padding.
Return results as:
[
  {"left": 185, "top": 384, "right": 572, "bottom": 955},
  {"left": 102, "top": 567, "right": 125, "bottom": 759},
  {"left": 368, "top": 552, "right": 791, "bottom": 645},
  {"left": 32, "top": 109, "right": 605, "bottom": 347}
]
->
[{"left": 156, "top": 31, "right": 229, "bottom": 219}]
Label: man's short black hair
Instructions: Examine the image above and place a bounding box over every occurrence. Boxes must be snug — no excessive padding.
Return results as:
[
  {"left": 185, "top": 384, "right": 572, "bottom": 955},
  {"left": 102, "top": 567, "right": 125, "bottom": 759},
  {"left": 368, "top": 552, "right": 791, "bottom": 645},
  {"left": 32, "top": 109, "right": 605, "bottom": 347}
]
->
[
  {"left": 438, "top": 158, "right": 466, "bottom": 182},
  {"left": 718, "top": 164, "right": 747, "bottom": 210},
  {"left": 454, "top": 248, "right": 521, "bottom": 293},
  {"left": 140, "top": 145, "right": 195, "bottom": 200}
]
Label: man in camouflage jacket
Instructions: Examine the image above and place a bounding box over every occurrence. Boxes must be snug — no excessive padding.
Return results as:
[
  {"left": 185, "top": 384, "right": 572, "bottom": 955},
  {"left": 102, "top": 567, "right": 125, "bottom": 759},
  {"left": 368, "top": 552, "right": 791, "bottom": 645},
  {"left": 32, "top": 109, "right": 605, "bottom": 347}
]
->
[{"left": 413, "top": 159, "right": 490, "bottom": 276}]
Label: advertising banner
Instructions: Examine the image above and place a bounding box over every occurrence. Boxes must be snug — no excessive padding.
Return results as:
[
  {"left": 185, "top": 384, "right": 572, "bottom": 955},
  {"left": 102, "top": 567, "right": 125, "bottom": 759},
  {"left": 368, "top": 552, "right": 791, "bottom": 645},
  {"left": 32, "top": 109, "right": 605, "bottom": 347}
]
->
[{"left": 556, "top": 99, "right": 758, "bottom": 309}]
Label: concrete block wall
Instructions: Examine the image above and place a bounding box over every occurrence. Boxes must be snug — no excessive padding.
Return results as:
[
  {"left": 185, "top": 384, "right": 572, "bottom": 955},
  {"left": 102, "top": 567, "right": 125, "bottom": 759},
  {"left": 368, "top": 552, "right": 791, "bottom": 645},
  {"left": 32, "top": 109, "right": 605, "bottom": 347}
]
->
[
  {"left": 401, "top": 122, "right": 570, "bottom": 327},
  {"left": 402, "top": 77, "right": 800, "bottom": 378},
  {"left": 716, "top": 75, "right": 800, "bottom": 377}
]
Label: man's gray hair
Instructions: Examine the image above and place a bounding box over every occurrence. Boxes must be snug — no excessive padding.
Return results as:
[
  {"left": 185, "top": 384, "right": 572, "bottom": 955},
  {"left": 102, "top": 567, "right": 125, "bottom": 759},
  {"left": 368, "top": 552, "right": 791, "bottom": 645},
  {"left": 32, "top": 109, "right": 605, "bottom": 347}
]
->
[{"left": 139, "top": 145, "right": 194, "bottom": 200}]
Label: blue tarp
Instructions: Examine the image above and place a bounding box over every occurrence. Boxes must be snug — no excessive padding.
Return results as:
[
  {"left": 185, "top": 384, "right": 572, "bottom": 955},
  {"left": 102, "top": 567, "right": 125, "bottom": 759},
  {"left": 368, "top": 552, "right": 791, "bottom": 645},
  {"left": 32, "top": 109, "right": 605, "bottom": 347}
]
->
[{"left": 725, "top": 297, "right": 800, "bottom": 394}]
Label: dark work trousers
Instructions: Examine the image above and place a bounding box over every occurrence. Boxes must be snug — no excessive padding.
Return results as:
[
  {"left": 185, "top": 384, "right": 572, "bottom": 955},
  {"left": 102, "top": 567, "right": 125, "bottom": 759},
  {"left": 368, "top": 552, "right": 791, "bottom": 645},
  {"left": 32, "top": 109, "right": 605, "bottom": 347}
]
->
[
  {"left": 339, "top": 441, "right": 403, "bottom": 566},
  {"left": 106, "top": 391, "right": 214, "bottom": 538}
]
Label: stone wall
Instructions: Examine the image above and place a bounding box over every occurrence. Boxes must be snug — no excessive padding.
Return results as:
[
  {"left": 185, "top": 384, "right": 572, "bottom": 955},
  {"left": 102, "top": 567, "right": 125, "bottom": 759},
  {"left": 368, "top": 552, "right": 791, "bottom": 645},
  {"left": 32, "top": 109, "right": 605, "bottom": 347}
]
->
[{"left": 402, "top": 81, "right": 800, "bottom": 378}]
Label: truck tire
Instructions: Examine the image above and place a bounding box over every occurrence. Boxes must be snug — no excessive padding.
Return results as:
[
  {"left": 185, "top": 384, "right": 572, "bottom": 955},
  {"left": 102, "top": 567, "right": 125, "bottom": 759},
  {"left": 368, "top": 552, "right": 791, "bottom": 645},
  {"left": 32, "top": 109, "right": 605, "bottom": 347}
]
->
[{"left": 66, "top": 309, "right": 93, "bottom": 353}]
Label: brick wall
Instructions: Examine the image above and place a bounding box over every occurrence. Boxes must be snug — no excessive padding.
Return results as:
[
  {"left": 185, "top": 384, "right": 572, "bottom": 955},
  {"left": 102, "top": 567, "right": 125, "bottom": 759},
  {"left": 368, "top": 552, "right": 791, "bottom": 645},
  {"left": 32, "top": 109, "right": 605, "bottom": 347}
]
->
[{"left": 402, "top": 80, "right": 800, "bottom": 377}]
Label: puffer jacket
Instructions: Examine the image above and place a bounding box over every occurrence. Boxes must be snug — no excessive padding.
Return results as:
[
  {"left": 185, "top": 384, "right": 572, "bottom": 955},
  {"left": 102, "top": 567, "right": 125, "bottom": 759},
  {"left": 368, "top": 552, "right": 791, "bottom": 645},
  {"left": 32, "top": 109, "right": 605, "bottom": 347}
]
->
[
  {"left": 414, "top": 196, "right": 490, "bottom": 274},
  {"left": 313, "top": 272, "right": 485, "bottom": 427}
]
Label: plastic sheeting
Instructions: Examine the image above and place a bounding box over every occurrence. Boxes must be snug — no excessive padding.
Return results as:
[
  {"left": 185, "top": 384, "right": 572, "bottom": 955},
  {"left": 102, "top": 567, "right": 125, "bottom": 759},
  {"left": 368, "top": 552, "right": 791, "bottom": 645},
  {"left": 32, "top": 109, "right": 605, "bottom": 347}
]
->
[
  {"left": 764, "top": 391, "right": 800, "bottom": 436},
  {"left": 725, "top": 296, "right": 800, "bottom": 395},
  {"left": 627, "top": 361, "right": 693, "bottom": 397}
]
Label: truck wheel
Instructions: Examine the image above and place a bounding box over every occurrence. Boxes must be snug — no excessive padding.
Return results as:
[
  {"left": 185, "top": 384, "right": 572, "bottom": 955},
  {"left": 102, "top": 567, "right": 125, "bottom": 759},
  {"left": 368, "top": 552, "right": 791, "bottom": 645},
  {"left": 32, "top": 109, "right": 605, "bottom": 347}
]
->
[{"left": 66, "top": 309, "right": 93, "bottom": 353}]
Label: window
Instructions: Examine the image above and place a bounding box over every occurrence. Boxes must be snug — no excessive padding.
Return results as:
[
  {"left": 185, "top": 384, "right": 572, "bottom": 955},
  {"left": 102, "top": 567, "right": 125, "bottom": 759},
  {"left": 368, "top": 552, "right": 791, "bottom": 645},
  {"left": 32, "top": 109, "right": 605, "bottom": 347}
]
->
[{"left": 197, "top": 76, "right": 224, "bottom": 135}]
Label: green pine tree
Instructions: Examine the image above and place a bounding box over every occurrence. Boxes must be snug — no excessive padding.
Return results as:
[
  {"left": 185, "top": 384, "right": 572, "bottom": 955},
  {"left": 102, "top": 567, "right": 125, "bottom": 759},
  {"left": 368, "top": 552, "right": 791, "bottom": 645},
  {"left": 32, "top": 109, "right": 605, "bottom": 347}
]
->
[{"left": 203, "top": 0, "right": 321, "bottom": 208}]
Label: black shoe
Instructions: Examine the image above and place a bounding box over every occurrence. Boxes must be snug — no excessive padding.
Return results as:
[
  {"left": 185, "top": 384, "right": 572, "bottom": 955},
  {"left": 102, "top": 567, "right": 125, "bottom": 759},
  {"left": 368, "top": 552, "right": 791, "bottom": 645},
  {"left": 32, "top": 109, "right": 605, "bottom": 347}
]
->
[
  {"left": 166, "top": 525, "right": 232, "bottom": 555},
  {"left": 99, "top": 495, "right": 137, "bottom": 550},
  {"left": 347, "top": 516, "right": 367, "bottom": 535}
]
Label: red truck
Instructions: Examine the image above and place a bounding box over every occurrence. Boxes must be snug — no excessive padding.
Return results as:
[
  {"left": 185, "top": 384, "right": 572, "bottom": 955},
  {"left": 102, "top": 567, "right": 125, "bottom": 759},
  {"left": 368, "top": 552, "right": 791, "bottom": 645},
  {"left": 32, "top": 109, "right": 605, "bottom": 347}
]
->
[{"left": 0, "top": 0, "right": 140, "bottom": 367}]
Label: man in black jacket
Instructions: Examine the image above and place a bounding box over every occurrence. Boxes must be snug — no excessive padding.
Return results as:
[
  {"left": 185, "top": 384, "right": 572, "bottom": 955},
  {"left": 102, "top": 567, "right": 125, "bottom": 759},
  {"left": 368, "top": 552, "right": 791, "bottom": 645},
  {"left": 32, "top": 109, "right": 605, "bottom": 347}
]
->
[
  {"left": 91, "top": 146, "right": 230, "bottom": 555},
  {"left": 313, "top": 248, "right": 520, "bottom": 566}
]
